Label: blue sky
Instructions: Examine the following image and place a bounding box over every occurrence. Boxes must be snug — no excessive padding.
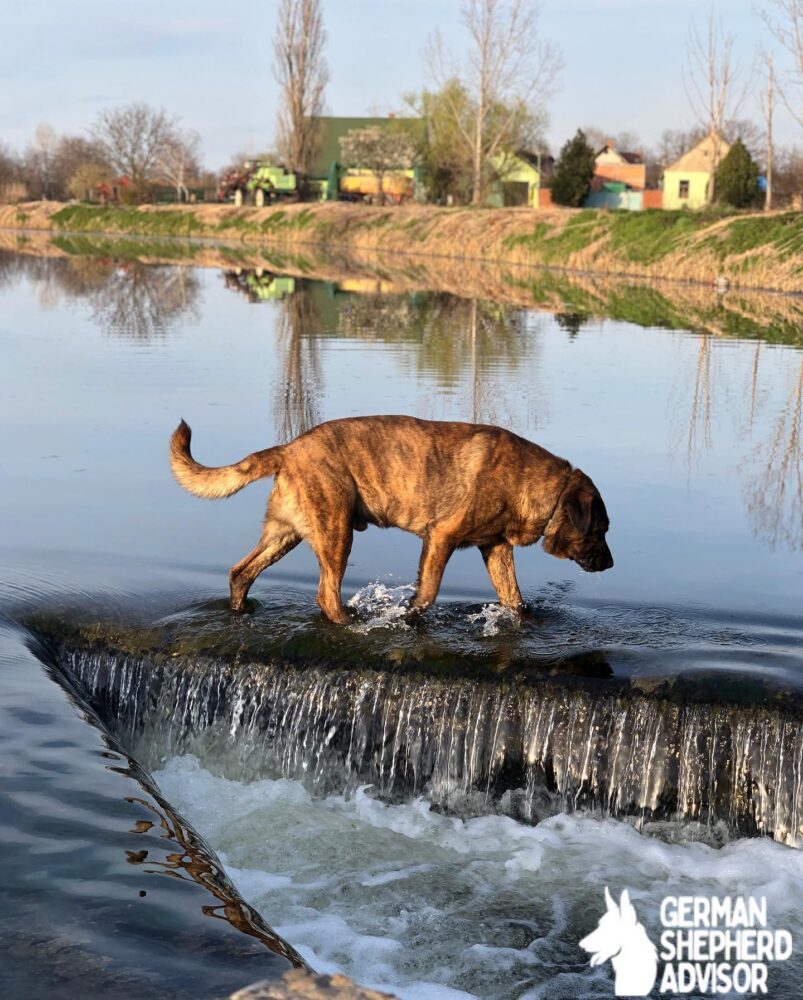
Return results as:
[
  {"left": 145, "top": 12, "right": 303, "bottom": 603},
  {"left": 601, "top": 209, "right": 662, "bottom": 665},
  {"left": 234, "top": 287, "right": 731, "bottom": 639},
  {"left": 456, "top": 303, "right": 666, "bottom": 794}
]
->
[{"left": 1, "top": 0, "right": 798, "bottom": 167}]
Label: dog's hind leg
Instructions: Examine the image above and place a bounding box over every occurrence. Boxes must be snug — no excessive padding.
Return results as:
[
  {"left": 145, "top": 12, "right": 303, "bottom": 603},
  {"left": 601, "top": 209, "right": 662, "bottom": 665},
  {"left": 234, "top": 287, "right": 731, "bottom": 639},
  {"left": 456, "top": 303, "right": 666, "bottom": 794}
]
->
[
  {"left": 229, "top": 518, "right": 300, "bottom": 611},
  {"left": 480, "top": 541, "right": 523, "bottom": 609}
]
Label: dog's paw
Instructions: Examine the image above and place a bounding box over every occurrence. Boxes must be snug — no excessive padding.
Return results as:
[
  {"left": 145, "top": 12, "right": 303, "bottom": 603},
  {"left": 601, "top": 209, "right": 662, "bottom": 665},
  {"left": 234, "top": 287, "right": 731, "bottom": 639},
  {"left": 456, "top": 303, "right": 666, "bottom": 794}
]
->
[{"left": 230, "top": 597, "right": 259, "bottom": 616}]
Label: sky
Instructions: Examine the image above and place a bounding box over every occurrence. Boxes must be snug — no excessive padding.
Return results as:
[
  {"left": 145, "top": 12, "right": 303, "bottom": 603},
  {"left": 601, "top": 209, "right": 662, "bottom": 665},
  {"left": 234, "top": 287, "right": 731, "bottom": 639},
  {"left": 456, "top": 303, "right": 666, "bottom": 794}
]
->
[{"left": 0, "top": 0, "right": 799, "bottom": 168}]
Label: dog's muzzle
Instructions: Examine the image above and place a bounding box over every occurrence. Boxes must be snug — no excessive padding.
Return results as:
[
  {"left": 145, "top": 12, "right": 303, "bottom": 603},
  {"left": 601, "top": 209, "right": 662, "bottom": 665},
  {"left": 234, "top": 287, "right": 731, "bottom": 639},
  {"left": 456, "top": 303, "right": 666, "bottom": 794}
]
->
[{"left": 577, "top": 549, "right": 614, "bottom": 573}]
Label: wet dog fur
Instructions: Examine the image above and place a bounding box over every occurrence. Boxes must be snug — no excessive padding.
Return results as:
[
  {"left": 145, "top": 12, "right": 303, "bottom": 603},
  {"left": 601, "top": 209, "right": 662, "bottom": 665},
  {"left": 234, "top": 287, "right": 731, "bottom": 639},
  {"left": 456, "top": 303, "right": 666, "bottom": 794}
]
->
[{"left": 169, "top": 415, "right": 613, "bottom": 624}]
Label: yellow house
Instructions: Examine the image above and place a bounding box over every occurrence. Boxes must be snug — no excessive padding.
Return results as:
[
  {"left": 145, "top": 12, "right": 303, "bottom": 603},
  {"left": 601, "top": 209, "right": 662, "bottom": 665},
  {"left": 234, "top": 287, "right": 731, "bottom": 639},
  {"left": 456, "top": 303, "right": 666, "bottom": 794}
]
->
[
  {"left": 663, "top": 131, "right": 730, "bottom": 210},
  {"left": 487, "top": 150, "right": 541, "bottom": 207}
]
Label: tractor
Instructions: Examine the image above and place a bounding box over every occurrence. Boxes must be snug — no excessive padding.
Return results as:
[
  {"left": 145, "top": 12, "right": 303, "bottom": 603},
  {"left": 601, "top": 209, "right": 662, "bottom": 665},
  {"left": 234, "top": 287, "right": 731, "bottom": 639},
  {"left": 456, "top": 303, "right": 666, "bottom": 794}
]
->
[{"left": 218, "top": 161, "right": 297, "bottom": 206}]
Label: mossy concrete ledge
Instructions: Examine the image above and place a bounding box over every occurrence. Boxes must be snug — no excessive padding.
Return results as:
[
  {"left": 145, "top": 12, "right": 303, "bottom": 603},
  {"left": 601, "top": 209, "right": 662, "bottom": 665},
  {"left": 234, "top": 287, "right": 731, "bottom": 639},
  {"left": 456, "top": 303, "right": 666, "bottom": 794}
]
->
[{"left": 1, "top": 200, "right": 801, "bottom": 292}]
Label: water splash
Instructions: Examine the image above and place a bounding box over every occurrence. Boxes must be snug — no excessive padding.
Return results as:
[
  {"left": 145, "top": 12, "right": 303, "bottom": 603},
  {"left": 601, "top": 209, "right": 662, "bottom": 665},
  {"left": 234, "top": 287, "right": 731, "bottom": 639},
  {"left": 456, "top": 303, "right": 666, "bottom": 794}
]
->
[
  {"left": 347, "top": 582, "right": 415, "bottom": 632},
  {"left": 466, "top": 603, "right": 521, "bottom": 637}
]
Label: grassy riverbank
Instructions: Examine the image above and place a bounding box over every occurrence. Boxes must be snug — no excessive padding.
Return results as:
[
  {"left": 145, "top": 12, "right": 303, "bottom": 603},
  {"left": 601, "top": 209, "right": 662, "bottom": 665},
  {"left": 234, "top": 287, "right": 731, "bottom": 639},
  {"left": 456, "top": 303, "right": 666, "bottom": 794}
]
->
[{"left": 1, "top": 199, "right": 801, "bottom": 292}]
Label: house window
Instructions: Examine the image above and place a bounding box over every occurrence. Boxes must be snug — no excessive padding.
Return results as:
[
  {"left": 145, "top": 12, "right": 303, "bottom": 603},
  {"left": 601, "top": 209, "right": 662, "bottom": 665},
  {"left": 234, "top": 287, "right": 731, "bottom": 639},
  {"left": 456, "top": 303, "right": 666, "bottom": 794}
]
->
[{"left": 678, "top": 179, "right": 690, "bottom": 199}]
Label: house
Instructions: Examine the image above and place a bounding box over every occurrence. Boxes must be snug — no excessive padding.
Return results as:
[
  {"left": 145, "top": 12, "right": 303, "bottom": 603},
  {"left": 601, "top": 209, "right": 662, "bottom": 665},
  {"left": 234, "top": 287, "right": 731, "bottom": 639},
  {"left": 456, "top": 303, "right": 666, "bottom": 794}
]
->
[
  {"left": 486, "top": 150, "right": 543, "bottom": 208},
  {"left": 594, "top": 141, "right": 646, "bottom": 190},
  {"left": 662, "top": 131, "right": 730, "bottom": 210},
  {"left": 307, "top": 116, "right": 425, "bottom": 201}
]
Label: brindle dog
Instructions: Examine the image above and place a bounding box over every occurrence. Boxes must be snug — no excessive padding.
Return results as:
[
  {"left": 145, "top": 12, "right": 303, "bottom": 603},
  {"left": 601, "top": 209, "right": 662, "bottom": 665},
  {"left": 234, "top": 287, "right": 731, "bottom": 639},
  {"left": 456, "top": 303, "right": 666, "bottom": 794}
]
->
[{"left": 169, "top": 415, "right": 613, "bottom": 623}]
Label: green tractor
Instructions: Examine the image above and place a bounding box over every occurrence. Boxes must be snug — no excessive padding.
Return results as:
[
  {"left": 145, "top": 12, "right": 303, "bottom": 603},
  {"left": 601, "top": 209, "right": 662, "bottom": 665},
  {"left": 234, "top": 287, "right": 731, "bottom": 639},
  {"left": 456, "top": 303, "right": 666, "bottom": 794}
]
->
[{"left": 218, "top": 161, "right": 297, "bottom": 206}]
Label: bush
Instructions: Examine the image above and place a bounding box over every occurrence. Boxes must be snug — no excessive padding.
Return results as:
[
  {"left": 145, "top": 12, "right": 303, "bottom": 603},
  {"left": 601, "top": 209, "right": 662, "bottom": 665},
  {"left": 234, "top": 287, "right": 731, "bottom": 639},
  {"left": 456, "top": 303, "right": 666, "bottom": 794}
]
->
[{"left": 714, "top": 138, "right": 760, "bottom": 209}]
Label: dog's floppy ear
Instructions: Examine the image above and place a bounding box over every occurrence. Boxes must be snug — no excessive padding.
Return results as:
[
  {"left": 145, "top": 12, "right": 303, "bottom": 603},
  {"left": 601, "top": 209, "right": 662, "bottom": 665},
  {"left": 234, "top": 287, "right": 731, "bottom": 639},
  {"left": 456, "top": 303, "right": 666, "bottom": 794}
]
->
[{"left": 565, "top": 487, "right": 593, "bottom": 535}]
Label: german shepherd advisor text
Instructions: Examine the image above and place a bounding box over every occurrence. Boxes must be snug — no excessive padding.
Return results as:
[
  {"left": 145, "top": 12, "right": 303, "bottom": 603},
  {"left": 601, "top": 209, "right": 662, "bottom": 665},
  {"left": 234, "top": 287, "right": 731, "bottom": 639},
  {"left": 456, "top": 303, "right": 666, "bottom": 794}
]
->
[{"left": 169, "top": 415, "right": 613, "bottom": 624}]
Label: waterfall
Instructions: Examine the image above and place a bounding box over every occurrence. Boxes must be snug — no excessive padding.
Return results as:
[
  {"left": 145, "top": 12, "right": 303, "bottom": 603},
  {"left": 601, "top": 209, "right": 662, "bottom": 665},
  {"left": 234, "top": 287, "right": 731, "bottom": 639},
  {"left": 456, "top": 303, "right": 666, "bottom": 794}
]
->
[{"left": 53, "top": 645, "right": 803, "bottom": 846}]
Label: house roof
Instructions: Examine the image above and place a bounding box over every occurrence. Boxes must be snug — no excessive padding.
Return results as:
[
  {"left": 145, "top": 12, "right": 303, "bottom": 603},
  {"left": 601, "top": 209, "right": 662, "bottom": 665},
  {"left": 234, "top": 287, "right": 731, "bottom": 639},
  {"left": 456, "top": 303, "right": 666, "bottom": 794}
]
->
[
  {"left": 665, "top": 131, "right": 731, "bottom": 174},
  {"left": 308, "top": 116, "right": 425, "bottom": 178},
  {"left": 596, "top": 143, "right": 644, "bottom": 164}
]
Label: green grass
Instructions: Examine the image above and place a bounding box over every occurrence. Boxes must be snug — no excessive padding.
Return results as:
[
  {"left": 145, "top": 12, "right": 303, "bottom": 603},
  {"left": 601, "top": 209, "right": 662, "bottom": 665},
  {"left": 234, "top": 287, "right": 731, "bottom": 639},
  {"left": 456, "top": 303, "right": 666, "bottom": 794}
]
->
[
  {"left": 702, "top": 213, "right": 803, "bottom": 261},
  {"left": 606, "top": 210, "right": 703, "bottom": 264},
  {"left": 52, "top": 204, "right": 206, "bottom": 237}
]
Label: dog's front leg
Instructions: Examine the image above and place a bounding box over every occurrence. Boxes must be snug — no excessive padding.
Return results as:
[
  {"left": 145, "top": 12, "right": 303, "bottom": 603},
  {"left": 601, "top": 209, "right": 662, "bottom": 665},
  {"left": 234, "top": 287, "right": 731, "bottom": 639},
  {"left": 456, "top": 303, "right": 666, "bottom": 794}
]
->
[
  {"left": 480, "top": 541, "right": 523, "bottom": 610},
  {"left": 411, "top": 532, "right": 455, "bottom": 612}
]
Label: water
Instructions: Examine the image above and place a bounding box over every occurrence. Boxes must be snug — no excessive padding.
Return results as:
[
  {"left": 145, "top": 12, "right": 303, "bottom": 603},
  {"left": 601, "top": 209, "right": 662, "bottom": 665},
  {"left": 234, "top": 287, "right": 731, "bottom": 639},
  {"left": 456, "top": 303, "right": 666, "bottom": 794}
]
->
[{"left": 2, "top": 241, "right": 803, "bottom": 998}]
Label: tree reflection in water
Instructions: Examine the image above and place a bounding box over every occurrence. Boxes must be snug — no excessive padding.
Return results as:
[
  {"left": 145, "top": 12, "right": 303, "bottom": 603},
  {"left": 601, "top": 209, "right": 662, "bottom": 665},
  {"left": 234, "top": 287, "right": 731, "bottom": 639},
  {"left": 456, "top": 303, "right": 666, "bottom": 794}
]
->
[
  {"left": 675, "top": 329, "right": 803, "bottom": 551},
  {"left": 746, "top": 357, "right": 803, "bottom": 551},
  {"left": 273, "top": 287, "right": 324, "bottom": 443},
  {"left": 0, "top": 251, "right": 203, "bottom": 340}
]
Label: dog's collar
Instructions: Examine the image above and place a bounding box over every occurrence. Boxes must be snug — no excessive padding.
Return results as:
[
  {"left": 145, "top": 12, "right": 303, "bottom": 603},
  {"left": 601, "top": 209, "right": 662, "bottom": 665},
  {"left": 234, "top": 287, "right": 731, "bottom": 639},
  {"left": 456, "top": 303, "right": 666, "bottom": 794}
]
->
[{"left": 542, "top": 467, "right": 574, "bottom": 534}]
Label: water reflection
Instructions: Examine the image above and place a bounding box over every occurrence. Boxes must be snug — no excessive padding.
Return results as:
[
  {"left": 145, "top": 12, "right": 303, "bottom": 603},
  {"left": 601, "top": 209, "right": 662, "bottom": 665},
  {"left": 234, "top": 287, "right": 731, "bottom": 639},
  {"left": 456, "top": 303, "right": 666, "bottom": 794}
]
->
[
  {"left": 233, "top": 275, "right": 537, "bottom": 430},
  {"left": 3, "top": 247, "right": 802, "bottom": 555},
  {"left": 123, "top": 794, "right": 306, "bottom": 967},
  {"left": 0, "top": 251, "right": 202, "bottom": 340},
  {"left": 273, "top": 284, "right": 324, "bottom": 441},
  {"left": 746, "top": 358, "right": 803, "bottom": 551}
]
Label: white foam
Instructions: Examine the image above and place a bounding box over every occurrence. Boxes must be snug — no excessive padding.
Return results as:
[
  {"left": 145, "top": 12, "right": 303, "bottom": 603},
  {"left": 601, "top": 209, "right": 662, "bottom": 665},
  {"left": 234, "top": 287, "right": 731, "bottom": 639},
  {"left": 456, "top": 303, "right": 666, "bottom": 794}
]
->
[
  {"left": 465, "top": 603, "right": 520, "bottom": 636},
  {"left": 155, "top": 755, "right": 803, "bottom": 1000},
  {"left": 347, "top": 582, "right": 415, "bottom": 632}
]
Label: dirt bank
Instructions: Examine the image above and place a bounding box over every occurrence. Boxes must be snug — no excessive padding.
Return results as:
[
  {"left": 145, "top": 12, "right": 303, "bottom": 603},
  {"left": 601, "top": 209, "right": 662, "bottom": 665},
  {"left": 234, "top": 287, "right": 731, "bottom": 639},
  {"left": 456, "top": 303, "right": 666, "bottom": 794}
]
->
[{"left": 1, "top": 200, "right": 801, "bottom": 292}]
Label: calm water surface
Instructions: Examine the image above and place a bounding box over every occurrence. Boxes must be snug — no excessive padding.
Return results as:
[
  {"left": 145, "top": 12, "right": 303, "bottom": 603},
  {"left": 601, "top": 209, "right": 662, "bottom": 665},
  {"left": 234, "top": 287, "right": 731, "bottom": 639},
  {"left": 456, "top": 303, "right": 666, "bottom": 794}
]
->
[{"left": 1, "top": 248, "right": 802, "bottom": 999}]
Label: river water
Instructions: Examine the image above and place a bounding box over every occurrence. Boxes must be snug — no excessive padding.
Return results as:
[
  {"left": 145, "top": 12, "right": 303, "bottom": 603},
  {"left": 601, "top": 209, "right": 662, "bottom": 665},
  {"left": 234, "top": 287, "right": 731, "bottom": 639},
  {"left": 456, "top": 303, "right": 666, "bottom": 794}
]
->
[{"left": 2, "top": 245, "right": 802, "bottom": 999}]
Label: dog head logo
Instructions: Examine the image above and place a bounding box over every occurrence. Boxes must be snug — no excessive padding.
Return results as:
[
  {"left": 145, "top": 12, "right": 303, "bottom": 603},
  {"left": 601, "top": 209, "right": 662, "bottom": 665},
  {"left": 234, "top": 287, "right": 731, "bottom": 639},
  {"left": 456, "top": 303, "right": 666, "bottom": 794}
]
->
[{"left": 579, "top": 887, "right": 658, "bottom": 997}]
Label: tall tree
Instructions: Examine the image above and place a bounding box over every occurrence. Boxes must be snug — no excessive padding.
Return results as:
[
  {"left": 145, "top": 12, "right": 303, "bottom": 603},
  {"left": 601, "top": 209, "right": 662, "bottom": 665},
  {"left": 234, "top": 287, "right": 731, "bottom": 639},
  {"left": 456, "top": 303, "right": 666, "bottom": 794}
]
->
[
  {"left": 91, "top": 103, "right": 177, "bottom": 198},
  {"left": 761, "top": 53, "right": 777, "bottom": 209},
  {"left": 551, "top": 130, "right": 596, "bottom": 207},
  {"left": 426, "top": 0, "right": 561, "bottom": 205},
  {"left": 683, "top": 4, "right": 746, "bottom": 203},
  {"left": 273, "top": 0, "right": 328, "bottom": 191},
  {"left": 761, "top": 0, "right": 803, "bottom": 125},
  {"left": 24, "top": 124, "right": 59, "bottom": 200},
  {"left": 407, "top": 80, "right": 544, "bottom": 204}
]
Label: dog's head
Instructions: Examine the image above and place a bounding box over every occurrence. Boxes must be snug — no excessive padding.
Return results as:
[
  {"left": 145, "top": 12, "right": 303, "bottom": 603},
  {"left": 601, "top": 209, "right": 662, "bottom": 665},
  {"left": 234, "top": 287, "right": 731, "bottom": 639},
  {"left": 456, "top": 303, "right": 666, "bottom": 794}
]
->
[{"left": 542, "top": 468, "right": 613, "bottom": 573}]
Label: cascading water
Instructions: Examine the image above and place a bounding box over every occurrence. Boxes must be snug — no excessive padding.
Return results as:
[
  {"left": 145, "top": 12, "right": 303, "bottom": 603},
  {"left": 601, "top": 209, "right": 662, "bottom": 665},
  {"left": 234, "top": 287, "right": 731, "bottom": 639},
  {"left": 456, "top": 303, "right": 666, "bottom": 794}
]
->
[{"left": 50, "top": 643, "right": 803, "bottom": 846}]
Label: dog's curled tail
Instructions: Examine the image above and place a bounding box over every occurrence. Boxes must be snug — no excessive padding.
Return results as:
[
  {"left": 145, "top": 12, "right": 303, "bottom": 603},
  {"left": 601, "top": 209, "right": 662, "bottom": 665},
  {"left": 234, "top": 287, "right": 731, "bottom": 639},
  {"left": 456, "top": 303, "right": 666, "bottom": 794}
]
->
[{"left": 169, "top": 420, "right": 284, "bottom": 499}]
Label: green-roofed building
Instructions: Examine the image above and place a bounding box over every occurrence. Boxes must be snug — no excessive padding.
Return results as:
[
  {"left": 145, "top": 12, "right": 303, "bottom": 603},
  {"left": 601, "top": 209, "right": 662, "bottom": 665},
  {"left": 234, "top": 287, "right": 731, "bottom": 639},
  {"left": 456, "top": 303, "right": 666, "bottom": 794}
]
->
[{"left": 307, "top": 116, "right": 426, "bottom": 201}]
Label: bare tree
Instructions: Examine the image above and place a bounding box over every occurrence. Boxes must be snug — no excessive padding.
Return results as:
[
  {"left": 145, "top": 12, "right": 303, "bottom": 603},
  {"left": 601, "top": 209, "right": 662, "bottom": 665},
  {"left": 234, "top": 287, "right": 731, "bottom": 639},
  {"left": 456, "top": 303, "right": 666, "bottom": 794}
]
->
[
  {"left": 427, "top": 0, "right": 561, "bottom": 205},
  {"left": 158, "top": 129, "right": 202, "bottom": 202},
  {"left": 683, "top": 5, "right": 746, "bottom": 203},
  {"left": 273, "top": 0, "right": 328, "bottom": 189},
  {"left": 761, "top": 0, "right": 803, "bottom": 125},
  {"left": 91, "top": 103, "right": 177, "bottom": 198},
  {"left": 24, "top": 123, "right": 59, "bottom": 200},
  {"left": 760, "top": 53, "right": 777, "bottom": 209}
]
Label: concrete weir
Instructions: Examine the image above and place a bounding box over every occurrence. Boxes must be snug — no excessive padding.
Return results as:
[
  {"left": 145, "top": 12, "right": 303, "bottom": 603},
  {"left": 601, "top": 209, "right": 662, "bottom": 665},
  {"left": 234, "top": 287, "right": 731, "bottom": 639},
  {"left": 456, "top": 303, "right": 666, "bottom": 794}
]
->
[{"left": 31, "top": 623, "right": 803, "bottom": 847}]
